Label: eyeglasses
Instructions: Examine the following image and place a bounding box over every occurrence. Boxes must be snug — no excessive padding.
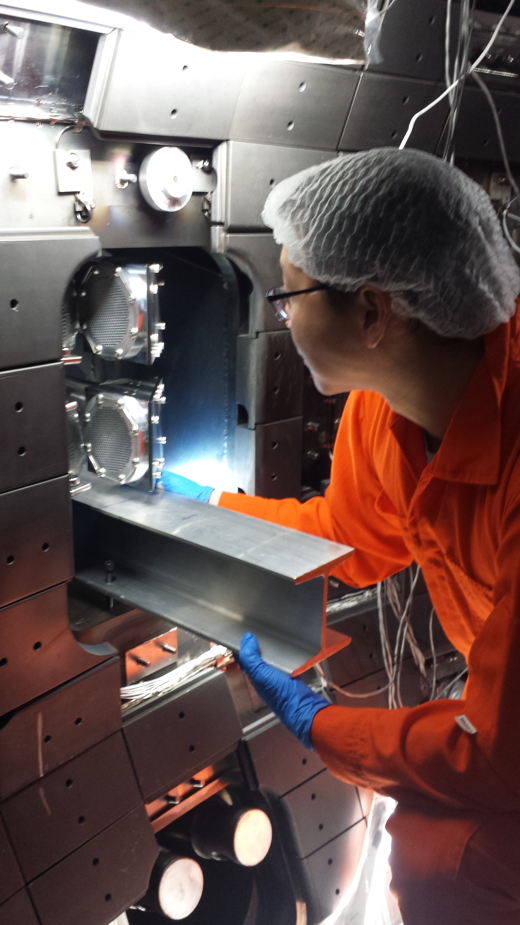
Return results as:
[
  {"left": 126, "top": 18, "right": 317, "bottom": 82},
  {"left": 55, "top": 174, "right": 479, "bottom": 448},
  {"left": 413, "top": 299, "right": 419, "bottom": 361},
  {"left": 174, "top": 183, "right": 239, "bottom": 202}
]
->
[{"left": 265, "top": 285, "right": 328, "bottom": 322}]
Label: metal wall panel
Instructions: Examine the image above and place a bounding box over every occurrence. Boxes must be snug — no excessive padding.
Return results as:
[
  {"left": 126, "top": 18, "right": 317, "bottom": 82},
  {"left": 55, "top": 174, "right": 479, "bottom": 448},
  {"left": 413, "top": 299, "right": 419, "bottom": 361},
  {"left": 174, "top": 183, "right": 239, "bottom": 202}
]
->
[
  {"left": 234, "top": 418, "right": 303, "bottom": 498},
  {"left": 301, "top": 819, "right": 367, "bottom": 924},
  {"left": 0, "top": 477, "right": 73, "bottom": 608},
  {"left": 237, "top": 331, "right": 304, "bottom": 427},
  {"left": 86, "top": 30, "right": 246, "bottom": 140},
  {"left": 0, "top": 816, "right": 24, "bottom": 905},
  {"left": 214, "top": 232, "right": 284, "bottom": 334},
  {"left": 212, "top": 141, "right": 334, "bottom": 231},
  {"left": 0, "top": 658, "right": 121, "bottom": 801},
  {"left": 0, "top": 363, "right": 68, "bottom": 494},
  {"left": 454, "top": 85, "right": 520, "bottom": 162},
  {"left": 339, "top": 73, "right": 448, "bottom": 152},
  {"left": 0, "top": 229, "right": 100, "bottom": 371},
  {"left": 2, "top": 732, "right": 141, "bottom": 881},
  {"left": 28, "top": 806, "right": 158, "bottom": 925},
  {"left": 246, "top": 720, "right": 324, "bottom": 795},
  {"left": 368, "top": 0, "right": 455, "bottom": 82},
  {"left": 0, "top": 586, "right": 103, "bottom": 716},
  {"left": 230, "top": 60, "right": 359, "bottom": 149},
  {"left": 282, "top": 770, "right": 364, "bottom": 859},
  {"left": 123, "top": 669, "right": 242, "bottom": 802},
  {"left": 0, "top": 889, "right": 40, "bottom": 925}
]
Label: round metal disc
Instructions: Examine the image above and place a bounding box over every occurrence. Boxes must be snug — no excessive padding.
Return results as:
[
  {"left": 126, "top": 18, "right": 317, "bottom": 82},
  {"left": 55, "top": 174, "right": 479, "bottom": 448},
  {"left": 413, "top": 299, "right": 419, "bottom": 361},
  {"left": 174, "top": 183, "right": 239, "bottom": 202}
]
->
[{"left": 158, "top": 857, "right": 204, "bottom": 920}]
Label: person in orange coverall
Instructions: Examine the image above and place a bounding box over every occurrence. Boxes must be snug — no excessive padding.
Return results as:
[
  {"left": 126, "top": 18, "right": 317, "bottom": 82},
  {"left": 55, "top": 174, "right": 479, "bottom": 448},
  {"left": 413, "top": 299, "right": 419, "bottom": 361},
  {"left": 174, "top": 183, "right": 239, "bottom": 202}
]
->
[{"left": 164, "top": 148, "right": 520, "bottom": 922}]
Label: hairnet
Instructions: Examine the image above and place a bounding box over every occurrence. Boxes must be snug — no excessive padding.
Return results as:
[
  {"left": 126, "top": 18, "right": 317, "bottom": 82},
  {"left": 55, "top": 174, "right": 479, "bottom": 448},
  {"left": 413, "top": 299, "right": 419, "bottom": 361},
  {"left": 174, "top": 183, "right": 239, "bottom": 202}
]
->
[{"left": 261, "top": 148, "right": 520, "bottom": 338}]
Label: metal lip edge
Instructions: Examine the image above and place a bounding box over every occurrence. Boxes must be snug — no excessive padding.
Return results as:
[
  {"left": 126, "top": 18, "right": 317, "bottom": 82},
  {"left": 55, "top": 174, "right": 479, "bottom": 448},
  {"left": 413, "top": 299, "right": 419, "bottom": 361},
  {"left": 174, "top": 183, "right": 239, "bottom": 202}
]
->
[
  {"left": 0, "top": 227, "right": 99, "bottom": 241},
  {"left": 74, "top": 485, "right": 354, "bottom": 581},
  {"left": 121, "top": 665, "right": 222, "bottom": 721}
]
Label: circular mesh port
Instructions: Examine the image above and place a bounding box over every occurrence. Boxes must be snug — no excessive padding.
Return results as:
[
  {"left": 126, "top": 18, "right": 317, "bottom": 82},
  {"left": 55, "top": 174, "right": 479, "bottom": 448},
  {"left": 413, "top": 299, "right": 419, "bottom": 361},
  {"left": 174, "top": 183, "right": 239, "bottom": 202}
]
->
[
  {"left": 88, "top": 406, "right": 134, "bottom": 477},
  {"left": 84, "top": 275, "right": 131, "bottom": 347}
]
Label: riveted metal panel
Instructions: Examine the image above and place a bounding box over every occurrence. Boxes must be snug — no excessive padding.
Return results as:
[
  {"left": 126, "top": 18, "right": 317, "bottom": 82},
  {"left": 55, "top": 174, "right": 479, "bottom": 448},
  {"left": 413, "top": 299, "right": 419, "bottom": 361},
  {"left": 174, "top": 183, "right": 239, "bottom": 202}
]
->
[
  {"left": 282, "top": 770, "right": 364, "bottom": 859},
  {"left": 230, "top": 60, "right": 359, "bottom": 149},
  {"left": 87, "top": 29, "right": 246, "bottom": 140},
  {"left": 453, "top": 85, "right": 520, "bottom": 162},
  {"left": 237, "top": 331, "right": 304, "bottom": 427},
  {"left": 214, "top": 232, "right": 284, "bottom": 335},
  {"left": 246, "top": 720, "right": 324, "bottom": 796},
  {"left": 29, "top": 806, "right": 158, "bottom": 925},
  {"left": 339, "top": 73, "right": 448, "bottom": 153},
  {"left": 0, "top": 586, "right": 104, "bottom": 717},
  {"left": 0, "top": 889, "right": 40, "bottom": 925},
  {"left": 0, "top": 477, "right": 73, "bottom": 608},
  {"left": 212, "top": 141, "right": 334, "bottom": 231},
  {"left": 368, "top": 0, "right": 455, "bottom": 82},
  {"left": 0, "top": 229, "right": 100, "bottom": 371},
  {"left": 0, "top": 364, "right": 68, "bottom": 494},
  {"left": 0, "top": 816, "right": 24, "bottom": 905},
  {"left": 302, "top": 819, "right": 367, "bottom": 924},
  {"left": 123, "top": 669, "right": 241, "bottom": 802},
  {"left": 0, "top": 658, "right": 121, "bottom": 801},
  {"left": 2, "top": 732, "right": 141, "bottom": 881}
]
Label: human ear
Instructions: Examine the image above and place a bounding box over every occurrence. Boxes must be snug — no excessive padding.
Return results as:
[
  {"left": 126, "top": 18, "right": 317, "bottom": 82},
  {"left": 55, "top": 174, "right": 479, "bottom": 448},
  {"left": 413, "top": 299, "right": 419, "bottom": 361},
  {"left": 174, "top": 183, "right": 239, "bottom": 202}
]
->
[{"left": 358, "top": 287, "right": 393, "bottom": 349}]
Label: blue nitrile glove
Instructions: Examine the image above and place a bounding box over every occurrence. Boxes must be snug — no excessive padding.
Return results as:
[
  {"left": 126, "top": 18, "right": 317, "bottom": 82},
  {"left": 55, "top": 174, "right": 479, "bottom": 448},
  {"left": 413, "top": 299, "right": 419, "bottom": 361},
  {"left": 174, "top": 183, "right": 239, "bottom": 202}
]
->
[
  {"left": 237, "top": 632, "right": 330, "bottom": 750},
  {"left": 161, "top": 471, "right": 213, "bottom": 503}
]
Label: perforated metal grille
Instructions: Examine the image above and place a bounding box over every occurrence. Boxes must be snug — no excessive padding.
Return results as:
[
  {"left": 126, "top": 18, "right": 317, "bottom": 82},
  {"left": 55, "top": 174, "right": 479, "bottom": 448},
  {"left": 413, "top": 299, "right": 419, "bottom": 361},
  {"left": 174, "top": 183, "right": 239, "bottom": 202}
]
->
[
  {"left": 85, "top": 275, "right": 131, "bottom": 347},
  {"left": 88, "top": 407, "right": 134, "bottom": 475}
]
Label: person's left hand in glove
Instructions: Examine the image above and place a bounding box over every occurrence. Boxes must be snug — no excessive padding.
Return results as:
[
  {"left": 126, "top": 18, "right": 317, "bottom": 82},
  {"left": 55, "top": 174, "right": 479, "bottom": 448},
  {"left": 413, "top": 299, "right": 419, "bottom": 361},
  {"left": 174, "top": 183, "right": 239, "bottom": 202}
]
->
[
  {"left": 160, "top": 470, "right": 220, "bottom": 504},
  {"left": 237, "top": 632, "right": 331, "bottom": 750}
]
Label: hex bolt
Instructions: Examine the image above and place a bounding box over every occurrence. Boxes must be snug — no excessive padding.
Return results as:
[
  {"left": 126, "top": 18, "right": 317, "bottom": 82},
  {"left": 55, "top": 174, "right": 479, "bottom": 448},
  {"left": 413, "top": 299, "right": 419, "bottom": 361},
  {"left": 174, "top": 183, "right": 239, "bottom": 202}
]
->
[
  {"left": 104, "top": 560, "right": 116, "bottom": 584},
  {"left": 66, "top": 150, "right": 80, "bottom": 170}
]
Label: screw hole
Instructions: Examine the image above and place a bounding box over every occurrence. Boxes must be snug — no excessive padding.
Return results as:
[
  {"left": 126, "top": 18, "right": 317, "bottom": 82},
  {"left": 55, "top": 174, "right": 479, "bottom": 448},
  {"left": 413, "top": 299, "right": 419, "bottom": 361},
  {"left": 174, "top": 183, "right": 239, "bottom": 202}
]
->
[
  {"left": 415, "top": 52, "right": 424, "bottom": 62},
  {"left": 93, "top": 857, "right": 100, "bottom": 866},
  {"left": 319, "top": 823, "right": 324, "bottom": 830},
  {"left": 390, "top": 130, "right": 397, "bottom": 139},
  {"left": 429, "top": 14, "right": 436, "bottom": 24},
  {"left": 75, "top": 717, "right": 82, "bottom": 726},
  {"left": 105, "top": 894, "right": 112, "bottom": 902},
  {"left": 78, "top": 816, "right": 85, "bottom": 825},
  {"left": 42, "top": 542, "right": 49, "bottom": 552},
  {"left": 298, "top": 81, "right": 306, "bottom": 92},
  {"left": 18, "top": 446, "right": 26, "bottom": 456},
  {"left": 311, "top": 793, "right": 316, "bottom": 800},
  {"left": 274, "top": 351, "right": 281, "bottom": 359},
  {"left": 271, "top": 473, "right": 277, "bottom": 481},
  {"left": 179, "top": 711, "right": 185, "bottom": 719},
  {"left": 368, "top": 652, "right": 374, "bottom": 659},
  {"left": 171, "top": 109, "right": 178, "bottom": 118},
  {"left": 335, "top": 888, "right": 340, "bottom": 895},
  {"left": 189, "top": 744, "right": 195, "bottom": 752},
  {"left": 182, "top": 64, "right": 188, "bottom": 71},
  {"left": 402, "top": 95, "right": 410, "bottom": 104},
  {"left": 15, "top": 401, "right": 23, "bottom": 412},
  {"left": 269, "top": 178, "right": 275, "bottom": 186},
  {"left": 33, "top": 641, "right": 42, "bottom": 651},
  {"left": 287, "top": 120, "right": 295, "bottom": 131},
  {"left": 482, "top": 138, "right": 489, "bottom": 147},
  {"left": 0, "top": 658, "right": 8, "bottom": 667},
  {"left": 10, "top": 299, "right": 18, "bottom": 310},
  {"left": 328, "top": 858, "right": 333, "bottom": 865},
  {"left": 66, "top": 779, "right": 73, "bottom": 788},
  {"left": 44, "top": 735, "right": 52, "bottom": 743},
  {"left": 6, "top": 555, "right": 14, "bottom": 565},
  {"left": 273, "top": 385, "right": 279, "bottom": 394},
  {"left": 271, "top": 441, "right": 278, "bottom": 449},
  {"left": 302, "top": 758, "right": 307, "bottom": 765}
]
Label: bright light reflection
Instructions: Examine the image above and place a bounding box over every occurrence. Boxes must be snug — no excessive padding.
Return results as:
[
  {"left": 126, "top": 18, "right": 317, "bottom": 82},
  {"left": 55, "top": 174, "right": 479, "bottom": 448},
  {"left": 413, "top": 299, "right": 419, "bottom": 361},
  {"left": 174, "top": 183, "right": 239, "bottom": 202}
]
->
[
  {"left": 173, "top": 459, "right": 238, "bottom": 493},
  {"left": 364, "top": 799, "right": 402, "bottom": 925}
]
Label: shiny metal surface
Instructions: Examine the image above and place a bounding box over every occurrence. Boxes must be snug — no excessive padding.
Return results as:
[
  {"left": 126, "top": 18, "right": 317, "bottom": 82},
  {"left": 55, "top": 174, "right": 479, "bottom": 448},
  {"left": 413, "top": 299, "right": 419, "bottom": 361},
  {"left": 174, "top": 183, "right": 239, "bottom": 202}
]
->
[
  {"left": 0, "top": 362, "right": 68, "bottom": 493},
  {"left": 85, "top": 29, "right": 247, "bottom": 141},
  {"left": 0, "top": 228, "right": 100, "bottom": 371},
  {"left": 229, "top": 59, "right": 359, "bottom": 150},
  {"left": 74, "top": 482, "right": 353, "bottom": 673},
  {"left": 84, "top": 390, "right": 149, "bottom": 484},
  {"left": 454, "top": 84, "right": 520, "bottom": 161},
  {"left": 139, "top": 147, "right": 193, "bottom": 213},
  {"left": 212, "top": 231, "right": 285, "bottom": 335},
  {"left": 237, "top": 330, "right": 303, "bottom": 426},
  {"left": 368, "top": 0, "right": 457, "bottom": 81},
  {"left": 339, "top": 73, "right": 448, "bottom": 152},
  {"left": 301, "top": 819, "right": 367, "bottom": 924},
  {"left": 235, "top": 417, "right": 303, "bottom": 498},
  {"left": 212, "top": 141, "right": 335, "bottom": 232}
]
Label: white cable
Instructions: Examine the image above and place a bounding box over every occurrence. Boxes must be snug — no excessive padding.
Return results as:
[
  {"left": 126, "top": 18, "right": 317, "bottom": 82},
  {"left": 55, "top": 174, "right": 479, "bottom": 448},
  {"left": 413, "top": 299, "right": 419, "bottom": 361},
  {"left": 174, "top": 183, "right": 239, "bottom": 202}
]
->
[
  {"left": 316, "top": 662, "right": 392, "bottom": 700},
  {"left": 471, "top": 70, "right": 519, "bottom": 196},
  {"left": 400, "top": 0, "right": 517, "bottom": 149},
  {"left": 428, "top": 607, "right": 438, "bottom": 700}
]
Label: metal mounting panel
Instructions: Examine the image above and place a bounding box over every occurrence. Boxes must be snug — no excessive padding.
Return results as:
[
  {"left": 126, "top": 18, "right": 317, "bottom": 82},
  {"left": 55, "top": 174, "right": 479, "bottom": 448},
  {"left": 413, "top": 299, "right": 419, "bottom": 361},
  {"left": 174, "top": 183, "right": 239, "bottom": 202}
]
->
[
  {"left": 282, "top": 770, "right": 364, "bottom": 859},
  {"left": 339, "top": 73, "right": 448, "bottom": 153},
  {"left": 368, "top": 0, "right": 456, "bottom": 82},
  {"left": 87, "top": 30, "right": 246, "bottom": 140},
  {"left": 0, "top": 816, "right": 23, "bottom": 906},
  {"left": 0, "top": 889, "right": 40, "bottom": 925},
  {"left": 454, "top": 86, "right": 520, "bottom": 162},
  {"left": 237, "top": 331, "right": 304, "bottom": 427},
  {"left": 301, "top": 819, "right": 367, "bottom": 924},
  {"left": 74, "top": 483, "right": 353, "bottom": 674},
  {"left": 230, "top": 60, "right": 359, "bottom": 149},
  {"left": 213, "top": 232, "right": 284, "bottom": 335},
  {"left": 212, "top": 141, "right": 335, "bottom": 231},
  {"left": 0, "top": 228, "right": 100, "bottom": 371}
]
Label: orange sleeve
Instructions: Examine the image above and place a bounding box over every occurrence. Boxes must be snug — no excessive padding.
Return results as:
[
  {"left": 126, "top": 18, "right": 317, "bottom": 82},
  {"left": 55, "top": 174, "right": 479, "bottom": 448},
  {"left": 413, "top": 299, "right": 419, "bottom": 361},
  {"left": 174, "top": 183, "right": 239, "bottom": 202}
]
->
[
  {"left": 311, "top": 483, "right": 520, "bottom": 812},
  {"left": 219, "top": 392, "right": 413, "bottom": 587}
]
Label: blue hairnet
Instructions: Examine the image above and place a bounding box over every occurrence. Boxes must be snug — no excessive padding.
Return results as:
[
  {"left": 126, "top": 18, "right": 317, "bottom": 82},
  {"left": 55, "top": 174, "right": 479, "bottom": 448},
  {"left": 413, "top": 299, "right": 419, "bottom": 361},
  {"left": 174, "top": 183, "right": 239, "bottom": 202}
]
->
[{"left": 261, "top": 148, "right": 520, "bottom": 338}]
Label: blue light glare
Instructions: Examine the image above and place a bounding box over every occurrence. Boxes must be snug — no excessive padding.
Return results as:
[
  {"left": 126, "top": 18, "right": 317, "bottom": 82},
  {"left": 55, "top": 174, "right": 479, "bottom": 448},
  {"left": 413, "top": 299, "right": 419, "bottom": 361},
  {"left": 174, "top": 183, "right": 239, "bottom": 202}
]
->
[{"left": 173, "top": 458, "right": 238, "bottom": 493}]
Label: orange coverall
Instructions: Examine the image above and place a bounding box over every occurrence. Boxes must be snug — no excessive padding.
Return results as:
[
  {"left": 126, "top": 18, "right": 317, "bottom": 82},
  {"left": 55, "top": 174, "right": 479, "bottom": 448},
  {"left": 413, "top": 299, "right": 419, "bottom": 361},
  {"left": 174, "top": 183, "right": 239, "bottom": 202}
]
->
[{"left": 220, "top": 311, "right": 520, "bottom": 922}]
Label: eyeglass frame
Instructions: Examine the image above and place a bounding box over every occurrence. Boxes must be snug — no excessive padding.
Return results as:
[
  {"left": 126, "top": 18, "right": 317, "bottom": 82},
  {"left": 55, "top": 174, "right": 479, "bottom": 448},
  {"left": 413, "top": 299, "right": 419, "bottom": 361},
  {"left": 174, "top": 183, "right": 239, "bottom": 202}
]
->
[{"left": 265, "top": 285, "right": 329, "bottom": 323}]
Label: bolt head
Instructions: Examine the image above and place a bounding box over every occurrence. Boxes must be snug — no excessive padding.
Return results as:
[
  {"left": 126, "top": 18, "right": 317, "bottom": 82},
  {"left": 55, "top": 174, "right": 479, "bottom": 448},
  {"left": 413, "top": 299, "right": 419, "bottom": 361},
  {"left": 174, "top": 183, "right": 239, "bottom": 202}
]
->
[
  {"left": 96, "top": 394, "right": 104, "bottom": 404},
  {"left": 130, "top": 327, "right": 138, "bottom": 335},
  {"left": 115, "top": 348, "right": 124, "bottom": 356}
]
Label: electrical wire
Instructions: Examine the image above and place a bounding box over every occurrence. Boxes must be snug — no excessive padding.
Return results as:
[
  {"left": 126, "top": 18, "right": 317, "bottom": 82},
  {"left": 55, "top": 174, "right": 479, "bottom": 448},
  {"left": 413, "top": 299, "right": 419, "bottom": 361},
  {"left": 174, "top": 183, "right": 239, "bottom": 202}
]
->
[
  {"left": 471, "top": 70, "right": 519, "bottom": 195},
  {"left": 315, "top": 661, "right": 393, "bottom": 699},
  {"left": 400, "top": 0, "right": 517, "bottom": 149},
  {"left": 428, "top": 607, "right": 438, "bottom": 700}
]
